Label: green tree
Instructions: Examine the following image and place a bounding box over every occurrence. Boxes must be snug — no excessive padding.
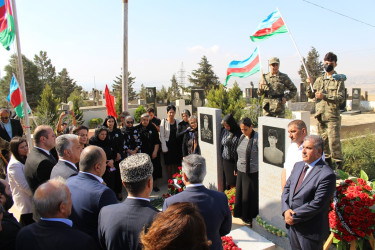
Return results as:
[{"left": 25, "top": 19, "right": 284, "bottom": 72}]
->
[
  {"left": 134, "top": 105, "right": 146, "bottom": 123},
  {"left": 55, "top": 68, "right": 77, "bottom": 103},
  {"left": 156, "top": 85, "right": 168, "bottom": 103},
  {"left": 227, "top": 82, "right": 246, "bottom": 121},
  {"left": 298, "top": 46, "right": 324, "bottom": 84},
  {"left": 139, "top": 84, "right": 146, "bottom": 100},
  {"left": 36, "top": 84, "right": 60, "bottom": 129},
  {"left": 188, "top": 56, "right": 220, "bottom": 93},
  {"left": 0, "top": 54, "right": 42, "bottom": 109},
  {"left": 206, "top": 85, "right": 229, "bottom": 115},
  {"left": 67, "top": 89, "right": 85, "bottom": 125},
  {"left": 169, "top": 74, "right": 181, "bottom": 101},
  {"left": 34, "top": 51, "right": 56, "bottom": 88},
  {"left": 115, "top": 95, "right": 122, "bottom": 116},
  {"left": 112, "top": 71, "right": 136, "bottom": 101}
]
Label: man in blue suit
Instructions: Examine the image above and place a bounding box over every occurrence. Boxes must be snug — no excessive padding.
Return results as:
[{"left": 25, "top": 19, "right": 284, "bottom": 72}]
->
[
  {"left": 282, "top": 135, "right": 336, "bottom": 250},
  {"left": 163, "top": 154, "right": 232, "bottom": 250},
  {"left": 66, "top": 146, "right": 117, "bottom": 243}
]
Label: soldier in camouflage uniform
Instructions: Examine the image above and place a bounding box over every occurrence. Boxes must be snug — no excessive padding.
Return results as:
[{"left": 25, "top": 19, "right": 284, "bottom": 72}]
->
[
  {"left": 306, "top": 52, "right": 344, "bottom": 171},
  {"left": 257, "top": 57, "right": 297, "bottom": 118}
]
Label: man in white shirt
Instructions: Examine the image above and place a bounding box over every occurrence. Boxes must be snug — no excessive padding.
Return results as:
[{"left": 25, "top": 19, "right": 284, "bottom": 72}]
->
[{"left": 51, "top": 134, "right": 83, "bottom": 180}]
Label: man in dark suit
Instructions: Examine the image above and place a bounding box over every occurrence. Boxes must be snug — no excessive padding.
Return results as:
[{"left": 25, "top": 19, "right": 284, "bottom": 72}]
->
[
  {"left": 24, "top": 125, "right": 57, "bottom": 193},
  {"left": 50, "top": 134, "right": 82, "bottom": 180},
  {"left": 16, "top": 178, "right": 99, "bottom": 250},
  {"left": 99, "top": 153, "right": 159, "bottom": 250},
  {"left": 163, "top": 154, "right": 232, "bottom": 250},
  {"left": 0, "top": 108, "right": 24, "bottom": 142},
  {"left": 282, "top": 135, "right": 336, "bottom": 250},
  {"left": 0, "top": 179, "right": 22, "bottom": 250},
  {"left": 66, "top": 146, "right": 117, "bottom": 243}
]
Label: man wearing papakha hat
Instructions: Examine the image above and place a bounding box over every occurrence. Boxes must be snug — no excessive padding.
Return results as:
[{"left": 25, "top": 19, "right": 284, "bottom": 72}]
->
[
  {"left": 257, "top": 57, "right": 297, "bottom": 118},
  {"left": 98, "top": 153, "right": 159, "bottom": 250}
]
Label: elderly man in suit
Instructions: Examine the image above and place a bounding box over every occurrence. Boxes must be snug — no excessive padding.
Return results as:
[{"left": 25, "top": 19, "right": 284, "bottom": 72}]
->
[
  {"left": 282, "top": 135, "right": 336, "bottom": 250},
  {"left": 16, "top": 178, "right": 99, "bottom": 250},
  {"left": 24, "top": 125, "right": 57, "bottom": 193},
  {"left": 163, "top": 154, "right": 232, "bottom": 250},
  {"left": 50, "top": 134, "right": 83, "bottom": 180},
  {"left": 66, "top": 146, "right": 117, "bottom": 243},
  {"left": 98, "top": 153, "right": 159, "bottom": 250},
  {"left": 0, "top": 108, "right": 24, "bottom": 143}
]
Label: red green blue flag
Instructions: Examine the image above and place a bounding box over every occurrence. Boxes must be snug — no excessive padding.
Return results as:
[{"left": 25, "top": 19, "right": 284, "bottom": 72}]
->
[
  {"left": 225, "top": 47, "right": 260, "bottom": 86},
  {"left": 7, "top": 75, "right": 28, "bottom": 118},
  {"left": 0, "top": 0, "right": 15, "bottom": 50},
  {"left": 250, "top": 10, "right": 288, "bottom": 42}
]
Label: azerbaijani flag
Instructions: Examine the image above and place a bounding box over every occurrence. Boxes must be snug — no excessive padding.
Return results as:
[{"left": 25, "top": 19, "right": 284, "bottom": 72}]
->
[
  {"left": 104, "top": 85, "right": 117, "bottom": 118},
  {"left": 7, "top": 75, "right": 27, "bottom": 118},
  {"left": 225, "top": 47, "right": 260, "bottom": 86},
  {"left": 250, "top": 10, "right": 288, "bottom": 42},
  {"left": 0, "top": 0, "right": 15, "bottom": 50}
]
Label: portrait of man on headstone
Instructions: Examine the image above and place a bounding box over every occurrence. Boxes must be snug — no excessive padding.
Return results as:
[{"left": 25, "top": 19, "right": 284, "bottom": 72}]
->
[
  {"left": 263, "top": 126, "right": 285, "bottom": 168},
  {"left": 200, "top": 114, "right": 213, "bottom": 144},
  {"left": 146, "top": 87, "right": 156, "bottom": 104},
  {"left": 192, "top": 90, "right": 204, "bottom": 114}
]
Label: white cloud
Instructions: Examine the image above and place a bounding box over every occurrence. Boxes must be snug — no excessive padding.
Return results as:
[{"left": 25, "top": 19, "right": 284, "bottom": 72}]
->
[{"left": 187, "top": 45, "right": 220, "bottom": 54}]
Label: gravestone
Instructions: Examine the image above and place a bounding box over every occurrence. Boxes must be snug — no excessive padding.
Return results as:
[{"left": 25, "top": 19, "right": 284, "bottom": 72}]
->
[
  {"left": 352, "top": 88, "right": 361, "bottom": 111},
  {"left": 191, "top": 88, "right": 205, "bottom": 114},
  {"left": 252, "top": 116, "right": 292, "bottom": 250},
  {"left": 146, "top": 87, "right": 156, "bottom": 104},
  {"left": 250, "top": 88, "right": 258, "bottom": 98},
  {"left": 198, "top": 107, "right": 223, "bottom": 191},
  {"left": 300, "top": 82, "right": 307, "bottom": 102},
  {"left": 292, "top": 111, "right": 311, "bottom": 135}
]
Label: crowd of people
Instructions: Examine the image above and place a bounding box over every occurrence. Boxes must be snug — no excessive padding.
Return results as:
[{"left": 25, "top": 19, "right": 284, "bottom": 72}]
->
[{"left": 0, "top": 51, "right": 344, "bottom": 250}]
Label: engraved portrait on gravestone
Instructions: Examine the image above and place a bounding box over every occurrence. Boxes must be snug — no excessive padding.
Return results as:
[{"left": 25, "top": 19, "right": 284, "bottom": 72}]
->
[
  {"left": 192, "top": 89, "right": 204, "bottom": 114},
  {"left": 200, "top": 113, "right": 213, "bottom": 144},
  {"left": 262, "top": 125, "right": 285, "bottom": 168},
  {"left": 146, "top": 87, "right": 156, "bottom": 104}
]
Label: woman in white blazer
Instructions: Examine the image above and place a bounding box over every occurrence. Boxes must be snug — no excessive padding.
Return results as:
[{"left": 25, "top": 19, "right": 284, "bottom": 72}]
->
[{"left": 7, "top": 136, "right": 33, "bottom": 226}]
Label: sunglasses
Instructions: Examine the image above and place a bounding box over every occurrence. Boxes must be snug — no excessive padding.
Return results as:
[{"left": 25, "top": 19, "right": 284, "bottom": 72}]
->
[
  {"left": 1, "top": 117, "right": 9, "bottom": 120},
  {"left": 126, "top": 121, "right": 134, "bottom": 124}
]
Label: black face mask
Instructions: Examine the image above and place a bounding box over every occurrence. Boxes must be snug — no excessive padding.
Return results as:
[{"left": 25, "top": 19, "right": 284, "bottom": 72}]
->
[
  {"left": 324, "top": 64, "right": 334, "bottom": 72},
  {"left": 3, "top": 193, "right": 14, "bottom": 211}
]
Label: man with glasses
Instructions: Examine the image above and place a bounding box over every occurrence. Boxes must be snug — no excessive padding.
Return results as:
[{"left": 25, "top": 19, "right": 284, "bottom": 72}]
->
[
  {"left": 306, "top": 52, "right": 345, "bottom": 173},
  {"left": 257, "top": 57, "right": 297, "bottom": 118}
]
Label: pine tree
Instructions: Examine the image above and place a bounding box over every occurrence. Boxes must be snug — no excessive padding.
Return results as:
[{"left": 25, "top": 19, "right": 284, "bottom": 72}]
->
[
  {"left": 139, "top": 84, "right": 146, "bottom": 100},
  {"left": 36, "top": 84, "right": 60, "bottom": 129},
  {"left": 112, "top": 72, "right": 136, "bottom": 101},
  {"left": 206, "top": 85, "right": 229, "bottom": 115},
  {"left": 156, "top": 85, "right": 168, "bottom": 103},
  {"left": 169, "top": 74, "right": 181, "bottom": 101},
  {"left": 298, "top": 47, "right": 324, "bottom": 84},
  {"left": 0, "top": 54, "right": 42, "bottom": 109},
  {"left": 68, "top": 89, "right": 85, "bottom": 125},
  {"left": 188, "top": 56, "right": 220, "bottom": 93},
  {"left": 34, "top": 51, "right": 56, "bottom": 88},
  {"left": 227, "top": 82, "right": 246, "bottom": 121},
  {"left": 54, "top": 68, "right": 77, "bottom": 103}
]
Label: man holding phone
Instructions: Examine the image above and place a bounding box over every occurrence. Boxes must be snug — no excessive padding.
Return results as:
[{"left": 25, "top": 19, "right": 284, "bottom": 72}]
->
[{"left": 56, "top": 110, "right": 77, "bottom": 136}]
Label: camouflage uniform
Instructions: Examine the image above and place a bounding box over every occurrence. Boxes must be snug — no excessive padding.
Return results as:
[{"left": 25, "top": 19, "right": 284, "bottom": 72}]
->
[
  {"left": 257, "top": 72, "right": 297, "bottom": 118},
  {"left": 306, "top": 71, "right": 345, "bottom": 166},
  {"left": 0, "top": 136, "right": 10, "bottom": 179}
]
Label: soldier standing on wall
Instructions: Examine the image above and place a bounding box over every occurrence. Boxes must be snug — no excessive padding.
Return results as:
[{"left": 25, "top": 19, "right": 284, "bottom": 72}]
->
[
  {"left": 306, "top": 52, "right": 345, "bottom": 173},
  {"left": 257, "top": 57, "right": 297, "bottom": 118}
]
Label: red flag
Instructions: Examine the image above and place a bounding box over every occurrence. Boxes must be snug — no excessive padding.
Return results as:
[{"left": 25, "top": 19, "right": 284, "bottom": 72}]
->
[{"left": 104, "top": 85, "right": 117, "bottom": 118}]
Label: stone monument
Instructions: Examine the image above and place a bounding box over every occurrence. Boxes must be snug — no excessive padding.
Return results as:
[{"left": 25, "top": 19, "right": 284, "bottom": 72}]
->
[
  {"left": 300, "top": 82, "right": 307, "bottom": 102},
  {"left": 191, "top": 88, "right": 205, "bottom": 114},
  {"left": 352, "top": 88, "right": 361, "bottom": 111},
  {"left": 198, "top": 107, "right": 223, "bottom": 191}
]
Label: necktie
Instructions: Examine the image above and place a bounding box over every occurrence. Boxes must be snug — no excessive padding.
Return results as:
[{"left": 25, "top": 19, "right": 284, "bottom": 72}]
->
[{"left": 294, "top": 165, "right": 309, "bottom": 194}]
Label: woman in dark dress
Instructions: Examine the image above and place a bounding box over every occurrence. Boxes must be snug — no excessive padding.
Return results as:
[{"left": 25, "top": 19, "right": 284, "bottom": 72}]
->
[
  {"left": 233, "top": 117, "right": 259, "bottom": 225},
  {"left": 102, "top": 116, "right": 123, "bottom": 200},
  {"left": 182, "top": 115, "right": 200, "bottom": 157},
  {"left": 160, "top": 105, "right": 180, "bottom": 179},
  {"left": 136, "top": 113, "right": 162, "bottom": 192},
  {"left": 121, "top": 116, "right": 141, "bottom": 157},
  {"left": 88, "top": 126, "right": 117, "bottom": 196},
  {"left": 220, "top": 114, "right": 242, "bottom": 190},
  {"left": 177, "top": 109, "right": 191, "bottom": 163}
]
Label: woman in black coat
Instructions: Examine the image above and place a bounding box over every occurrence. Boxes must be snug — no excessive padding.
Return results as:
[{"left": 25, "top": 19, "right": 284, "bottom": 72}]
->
[
  {"left": 121, "top": 116, "right": 142, "bottom": 157},
  {"left": 182, "top": 115, "right": 200, "bottom": 157}
]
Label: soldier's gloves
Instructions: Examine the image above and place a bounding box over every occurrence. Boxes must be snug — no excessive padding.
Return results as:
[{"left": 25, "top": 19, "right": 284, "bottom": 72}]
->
[{"left": 332, "top": 74, "right": 346, "bottom": 81}]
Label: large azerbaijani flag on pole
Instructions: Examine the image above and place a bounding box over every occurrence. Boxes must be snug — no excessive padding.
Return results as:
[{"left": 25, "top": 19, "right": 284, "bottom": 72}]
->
[
  {"left": 7, "top": 75, "right": 28, "bottom": 118},
  {"left": 250, "top": 10, "right": 288, "bottom": 42},
  {"left": 225, "top": 47, "right": 260, "bottom": 86},
  {"left": 0, "top": 0, "right": 15, "bottom": 50}
]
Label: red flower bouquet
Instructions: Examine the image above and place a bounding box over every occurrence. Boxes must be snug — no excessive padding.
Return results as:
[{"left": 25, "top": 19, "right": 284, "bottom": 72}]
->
[
  {"left": 224, "top": 188, "right": 236, "bottom": 213},
  {"left": 221, "top": 236, "right": 241, "bottom": 250},
  {"left": 167, "top": 166, "right": 185, "bottom": 196},
  {"left": 329, "top": 170, "right": 375, "bottom": 249}
]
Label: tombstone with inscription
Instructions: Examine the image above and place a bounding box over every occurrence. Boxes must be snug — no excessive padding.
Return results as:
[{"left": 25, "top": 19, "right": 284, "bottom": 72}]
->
[
  {"left": 146, "top": 87, "right": 156, "bottom": 104},
  {"left": 191, "top": 89, "right": 205, "bottom": 114},
  {"left": 352, "top": 88, "right": 361, "bottom": 111},
  {"left": 198, "top": 107, "right": 223, "bottom": 191}
]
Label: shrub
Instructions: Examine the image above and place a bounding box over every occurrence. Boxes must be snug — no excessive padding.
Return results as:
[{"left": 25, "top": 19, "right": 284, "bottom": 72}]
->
[
  {"left": 134, "top": 105, "right": 146, "bottom": 123},
  {"left": 241, "top": 97, "right": 263, "bottom": 128},
  {"left": 342, "top": 133, "right": 375, "bottom": 180},
  {"left": 88, "top": 118, "right": 103, "bottom": 129}
]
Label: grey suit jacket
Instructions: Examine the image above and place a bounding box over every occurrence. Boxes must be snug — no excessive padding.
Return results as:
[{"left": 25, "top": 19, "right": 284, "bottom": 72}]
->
[
  {"left": 163, "top": 185, "right": 232, "bottom": 250},
  {"left": 50, "top": 160, "right": 78, "bottom": 180},
  {"left": 281, "top": 159, "right": 336, "bottom": 243}
]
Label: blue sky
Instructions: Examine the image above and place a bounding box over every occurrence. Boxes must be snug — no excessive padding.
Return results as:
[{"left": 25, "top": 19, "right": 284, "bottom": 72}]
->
[{"left": 1, "top": 0, "right": 374, "bottom": 92}]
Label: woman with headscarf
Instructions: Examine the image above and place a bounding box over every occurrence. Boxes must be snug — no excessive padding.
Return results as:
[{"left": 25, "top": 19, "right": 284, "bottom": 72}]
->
[
  {"left": 102, "top": 116, "right": 123, "bottom": 200},
  {"left": 135, "top": 113, "right": 162, "bottom": 192},
  {"left": 121, "top": 116, "right": 141, "bottom": 157},
  {"left": 182, "top": 115, "right": 200, "bottom": 157},
  {"left": 89, "top": 126, "right": 118, "bottom": 197},
  {"left": 220, "top": 114, "right": 242, "bottom": 189},
  {"left": 160, "top": 105, "right": 180, "bottom": 179}
]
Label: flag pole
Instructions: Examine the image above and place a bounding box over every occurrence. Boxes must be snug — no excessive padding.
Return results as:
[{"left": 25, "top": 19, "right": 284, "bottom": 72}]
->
[
  {"left": 10, "top": 0, "right": 33, "bottom": 148},
  {"left": 277, "top": 8, "right": 314, "bottom": 92},
  {"left": 122, "top": 0, "right": 129, "bottom": 112},
  {"left": 257, "top": 46, "right": 266, "bottom": 89}
]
